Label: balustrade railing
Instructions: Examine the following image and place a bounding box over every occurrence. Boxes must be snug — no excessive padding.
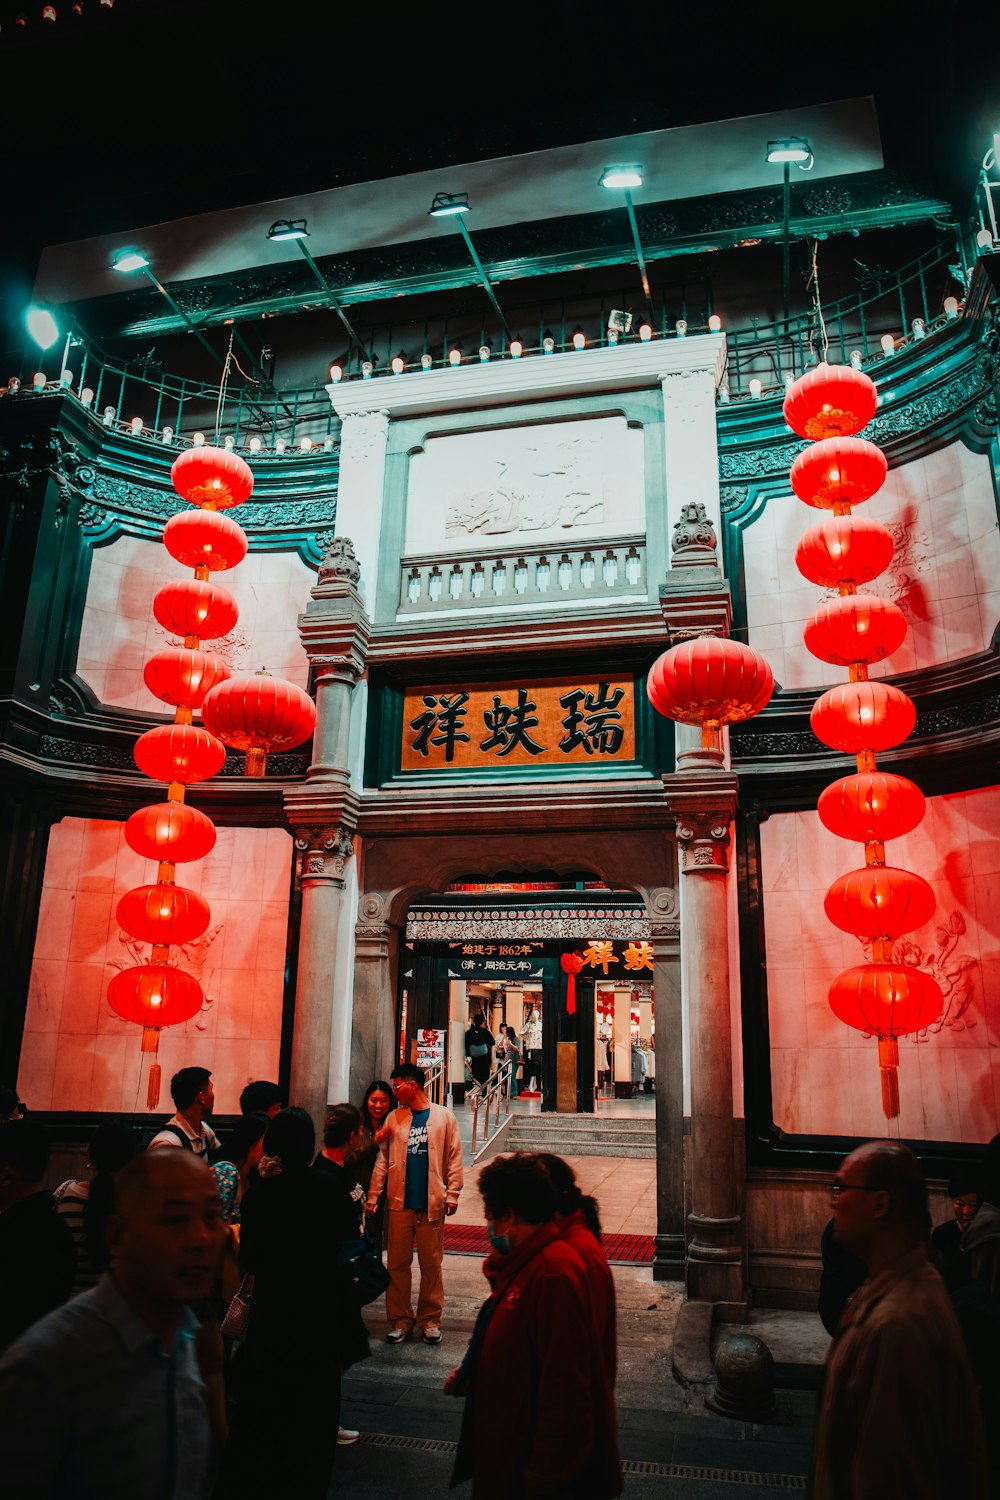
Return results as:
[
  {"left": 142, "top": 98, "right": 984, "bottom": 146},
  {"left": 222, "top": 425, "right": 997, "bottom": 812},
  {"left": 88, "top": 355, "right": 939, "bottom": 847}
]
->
[
  {"left": 470, "top": 1063, "right": 513, "bottom": 1157},
  {"left": 398, "top": 535, "right": 646, "bottom": 614}
]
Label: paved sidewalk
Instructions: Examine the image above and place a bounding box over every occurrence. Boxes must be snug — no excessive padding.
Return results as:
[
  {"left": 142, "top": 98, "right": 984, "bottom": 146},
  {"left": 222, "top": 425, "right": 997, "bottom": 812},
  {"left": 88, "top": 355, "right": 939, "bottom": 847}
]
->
[{"left": 334, "top": 1257, "right": 818, "bottom": 1500}]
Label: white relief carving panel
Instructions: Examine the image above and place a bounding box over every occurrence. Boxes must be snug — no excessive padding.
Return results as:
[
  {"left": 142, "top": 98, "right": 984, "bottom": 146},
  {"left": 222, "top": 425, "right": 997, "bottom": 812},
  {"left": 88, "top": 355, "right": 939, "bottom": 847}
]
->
[{"left": 404, "top": 416, "right": 646, "bottom": 555}]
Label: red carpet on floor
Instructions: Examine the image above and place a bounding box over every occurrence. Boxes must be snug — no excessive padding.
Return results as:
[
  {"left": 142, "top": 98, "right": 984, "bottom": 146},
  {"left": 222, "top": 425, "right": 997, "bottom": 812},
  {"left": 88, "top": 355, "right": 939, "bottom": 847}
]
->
[{"left": 444, "top": 1224, "right": 655, "bottom": 1265}]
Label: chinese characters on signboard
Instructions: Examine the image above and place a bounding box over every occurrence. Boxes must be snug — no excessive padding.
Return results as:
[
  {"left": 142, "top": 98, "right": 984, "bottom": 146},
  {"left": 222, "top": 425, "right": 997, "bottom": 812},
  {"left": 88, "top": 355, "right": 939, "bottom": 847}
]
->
[{"left": 400, "top": 676, "right": 635, "bottom": 771}]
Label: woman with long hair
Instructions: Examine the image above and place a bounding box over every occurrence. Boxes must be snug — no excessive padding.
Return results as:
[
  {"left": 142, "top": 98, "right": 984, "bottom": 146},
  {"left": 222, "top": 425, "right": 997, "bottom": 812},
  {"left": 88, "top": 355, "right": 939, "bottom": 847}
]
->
[
  {"left": 536, "top": 1153, "right": 617, "bottom": 1389},
  {"left": 352, "top": 1079, "right": 396, "bottom": 1246}
]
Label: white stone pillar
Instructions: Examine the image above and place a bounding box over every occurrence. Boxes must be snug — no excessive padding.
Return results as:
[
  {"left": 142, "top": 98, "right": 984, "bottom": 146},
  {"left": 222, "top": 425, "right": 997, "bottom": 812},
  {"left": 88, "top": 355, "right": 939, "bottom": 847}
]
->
[
  {"left": 660, "top": 369, "right": 725, "bottom": 555},
  {"left": 329, "top": 410, "right": 390, "bottom": 611}
]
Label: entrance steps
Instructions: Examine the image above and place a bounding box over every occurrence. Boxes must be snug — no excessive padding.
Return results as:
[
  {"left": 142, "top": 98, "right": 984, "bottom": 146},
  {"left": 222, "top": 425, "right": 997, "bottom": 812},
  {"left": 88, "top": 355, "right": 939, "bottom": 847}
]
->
[{"left": 506, "top": 1112, "right": 656, "bottom": 1159}]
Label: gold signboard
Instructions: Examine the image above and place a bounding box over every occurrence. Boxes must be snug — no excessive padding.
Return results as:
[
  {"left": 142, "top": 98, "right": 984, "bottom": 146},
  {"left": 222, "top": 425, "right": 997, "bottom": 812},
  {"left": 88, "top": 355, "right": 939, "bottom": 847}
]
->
[{"left": 400, "top": 675, "right": 635, "bottom": 771}]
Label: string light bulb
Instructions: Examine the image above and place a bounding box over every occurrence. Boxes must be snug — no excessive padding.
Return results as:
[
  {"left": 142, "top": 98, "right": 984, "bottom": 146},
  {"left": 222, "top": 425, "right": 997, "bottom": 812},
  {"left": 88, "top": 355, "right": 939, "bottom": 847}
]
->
[
  {"left": 329, "top": 364, "right": 343, "bottom": 383},
  {"left": 572, "top": 327, "right": 586, "bottom": 351},
  {"left": 509, "top": 338, "right": 523, "bottom": 358},
  {"left": 708, "top": 313, "right": 722, "bottom": 332},
  {"left": 638, "top": 323, "right": 652, "bottom": 342},
  {"left": 420, "top": 353, "right": 433, "bottom": 370}
]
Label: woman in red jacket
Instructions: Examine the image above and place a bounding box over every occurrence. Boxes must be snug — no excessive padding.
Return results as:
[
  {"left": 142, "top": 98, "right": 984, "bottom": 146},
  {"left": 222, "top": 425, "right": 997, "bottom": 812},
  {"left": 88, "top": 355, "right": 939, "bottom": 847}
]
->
[
  {"left": 537, "top": 1153, "right": 617, "bottom": 1390},
  {"left": 448, "top": 1153, "right": 622, "bottom": 1500}
]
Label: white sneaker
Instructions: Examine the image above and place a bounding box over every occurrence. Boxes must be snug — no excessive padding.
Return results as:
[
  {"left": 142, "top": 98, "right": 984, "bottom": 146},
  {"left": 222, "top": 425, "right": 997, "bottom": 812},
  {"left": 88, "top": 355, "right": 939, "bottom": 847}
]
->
[
  {"left": 385, "top": 1327, "right": 408, "bottom": 1344},
  {"left": 337, "top": 1426, "right": 360, "bottom": 1445},
  {"left": 422, "top": 1324, "right": 442, "bottom": 1345}
]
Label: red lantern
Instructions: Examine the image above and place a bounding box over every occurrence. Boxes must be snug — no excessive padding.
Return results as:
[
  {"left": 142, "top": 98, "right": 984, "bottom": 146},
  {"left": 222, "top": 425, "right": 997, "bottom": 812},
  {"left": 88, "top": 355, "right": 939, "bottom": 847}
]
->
[
  {"left": 811, "top": 681, "right": 915, "bottom": 754},
  {"left": 790, "top": 437, "right": 888, "bottom": 511},
  {"left": 133, "top": 724, "right": 227, "bottom": 786},
  {"left": 803, "top": 595, "right": 907, "bottom": 666},
  {"left": 152, "top": 579, "right": 239, "bottom": 642},
  {"left": 125, "top": 802, "right": 217, "bottom": 863},
  {"left": 116, "top": 883, "right": 211, "bottom": 946},
  {"left": 163, "top": 509, "right": 248, "bottom": 573},
  {"left": 828, "top": 962, "right": 944, "bottom": 1117},
  {"left": 818, "top": 772, "right": 926, "bottom": 843},
  {"left": 783, "top": 362, "right": 878, "bottom": 441},
  {"left": 561, "top": 951, "right": 584, "bottom": 1015},
  {"left": 143, "top": 648, "right": 231, "bottom": 709},
  {"left": 108, "top": 964, "right": 204, "bottom": 1027},
  {"left": 647, "top": 637, "right": 774, "bottom": 747},
  {"left": 201, "top": 671, "right": 317, "bottom": 776},
  {"left": 795, "top": 515, "right": 895, "bottom": 588},
  {"left": 824, "top": 866, "right": 935, "bottom": 939},
  {"left": 170, "top": 446, "right": 254, "bottom": 510}
]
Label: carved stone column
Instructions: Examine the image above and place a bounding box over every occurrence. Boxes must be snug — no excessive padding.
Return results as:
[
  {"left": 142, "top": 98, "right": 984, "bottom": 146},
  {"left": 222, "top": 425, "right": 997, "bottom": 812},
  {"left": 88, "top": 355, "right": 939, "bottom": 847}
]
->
[
  {"left": 669, "top": 787, "right": 747, "bottom": 1314},
  {"left": 647, "top": 890, "right": 684, "bottom": 1281},
  {"left": 288, "top": 824, "right": 355, "bottom": 1134},
  {"left": 351, "top": 891, "right": 400, "bottom": 1093},
  {"left": 326, "top": 410, "right": 390, "bottom": 611},
  {"left": 284, "top": 538, "right": 371, "bottom": 1139}
]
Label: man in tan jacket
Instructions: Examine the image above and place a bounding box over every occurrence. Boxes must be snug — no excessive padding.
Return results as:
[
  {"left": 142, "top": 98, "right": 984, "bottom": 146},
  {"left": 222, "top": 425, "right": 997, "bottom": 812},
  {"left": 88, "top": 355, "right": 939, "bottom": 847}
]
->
[
  {"left": 811, "top": 1139, "right": 987, "bottom": 1500},
  {"left": 366, "top": 1063, "right": 464, "bottom": 1345}
]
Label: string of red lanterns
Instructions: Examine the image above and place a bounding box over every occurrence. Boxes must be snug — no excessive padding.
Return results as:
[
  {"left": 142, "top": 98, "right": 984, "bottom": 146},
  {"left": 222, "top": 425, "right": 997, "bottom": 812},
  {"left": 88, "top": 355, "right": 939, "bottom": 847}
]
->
[
  {"left": 108, "top": 447, "right": 251, "bottom": 1107},
  {"left": 107, "top": 445, "right": 315, "bottom": 1107},
  {"left": 783, "top": 362, "right": 943, "bottom": 1118}
]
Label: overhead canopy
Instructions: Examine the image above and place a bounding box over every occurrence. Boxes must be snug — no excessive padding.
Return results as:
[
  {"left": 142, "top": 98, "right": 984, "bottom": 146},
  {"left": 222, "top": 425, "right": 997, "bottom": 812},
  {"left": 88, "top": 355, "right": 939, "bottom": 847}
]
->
[{"left": 35, "top": 97, "right": 883, "bottom": 307}]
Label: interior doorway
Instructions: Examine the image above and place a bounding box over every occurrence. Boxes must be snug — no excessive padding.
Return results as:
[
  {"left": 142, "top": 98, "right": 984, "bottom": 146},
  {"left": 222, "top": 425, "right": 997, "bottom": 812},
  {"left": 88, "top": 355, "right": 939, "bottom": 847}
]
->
[{"left": 399, "top": 879, "right": 654, "bottom": 1113}]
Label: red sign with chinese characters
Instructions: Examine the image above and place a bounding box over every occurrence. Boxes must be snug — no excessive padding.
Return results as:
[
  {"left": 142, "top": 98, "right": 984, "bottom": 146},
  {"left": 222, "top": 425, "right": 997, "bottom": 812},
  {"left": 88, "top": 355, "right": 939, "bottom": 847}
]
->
[{"left": 400, "top": 675, "right": 635, "bottom": 771}]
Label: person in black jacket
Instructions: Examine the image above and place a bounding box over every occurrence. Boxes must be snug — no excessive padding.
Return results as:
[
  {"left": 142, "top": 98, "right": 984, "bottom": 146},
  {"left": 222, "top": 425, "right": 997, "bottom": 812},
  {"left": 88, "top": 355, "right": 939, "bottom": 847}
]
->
[
  {"left": 464, "top": 1014, "right": 495, "bottom": 1089},
  {"left": 0, "top": 1121, "right": 74, "bottom": 1352},
  {"left": 218, "top": 1108, "right": 356, "bottom": 1500}
]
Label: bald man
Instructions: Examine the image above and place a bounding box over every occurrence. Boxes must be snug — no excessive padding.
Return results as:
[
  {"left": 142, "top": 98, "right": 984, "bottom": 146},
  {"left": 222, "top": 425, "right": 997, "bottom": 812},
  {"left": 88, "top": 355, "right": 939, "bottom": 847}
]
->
[
  {"left": 811, "top": 1140, "right": 988, "bottom": 1500},
  {"left": 0, "top": 1150, "right": 227, "bottom": 1499}
]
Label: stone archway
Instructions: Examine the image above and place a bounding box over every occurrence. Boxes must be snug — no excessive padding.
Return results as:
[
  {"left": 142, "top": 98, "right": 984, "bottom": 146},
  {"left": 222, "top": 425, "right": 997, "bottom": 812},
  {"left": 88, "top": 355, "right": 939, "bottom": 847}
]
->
[{"left": 350, "top": 826, "right": 684, "bottom": 1279}]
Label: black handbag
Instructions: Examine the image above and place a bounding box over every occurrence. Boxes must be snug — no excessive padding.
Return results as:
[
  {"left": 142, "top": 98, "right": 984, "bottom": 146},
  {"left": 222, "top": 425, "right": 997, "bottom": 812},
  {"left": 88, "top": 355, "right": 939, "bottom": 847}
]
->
[{"left": 337, "top": 1233, "right": 390, "bottom": 1305}]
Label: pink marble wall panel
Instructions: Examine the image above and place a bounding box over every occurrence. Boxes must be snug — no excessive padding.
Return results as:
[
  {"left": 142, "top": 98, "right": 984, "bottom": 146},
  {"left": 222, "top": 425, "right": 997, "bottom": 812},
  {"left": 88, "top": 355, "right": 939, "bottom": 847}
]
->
[
  {"left": 19, "top": 819, "right": 292, "bottom": 1115},
  {"left": 745, "top": 441, "right": 1000, "bottom": 688},
  {"left": 77, "top": 536, "right": 314, "bottom": 709},
  {"left": 760, "top": 786, "right": 1000, "bottom": 1143}
]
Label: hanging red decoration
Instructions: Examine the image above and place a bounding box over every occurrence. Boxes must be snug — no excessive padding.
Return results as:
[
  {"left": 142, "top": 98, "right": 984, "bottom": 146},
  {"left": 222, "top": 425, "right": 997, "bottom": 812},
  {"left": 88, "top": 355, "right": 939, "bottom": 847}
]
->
[
  {"left": 817, "top": 772, "right": 926, "bottom": 844},
  {"left": 782, "top": 362, "right": 878, "bottom": 441},
  {"left": 803, "top": 595, "right": 908, "bottom": 667},
  {"left": 152, "top": 579, "right": 239, "bottom": 642},
  {"left": 795, "top": 515, "right": 895, "bottom": 588},
  {"left": 116, "top": 883, "right": 212, "bottom": 946},
  {"left": 827, "top": 963, "right": 944, "bottom": 1117},
  {"left": 133, "top": 724, "right": 227, "bottom": 786},
  {"left": 163, "top": 509, "right": 248, "bottom": 573},
  {"left": 560, "top": 951, "right": 584, "bottom": 1015},
  {"left": 811, "top": 681, "right": 915, "bottom": 754},
  {"left": 170, "top": 446, "right": 254, "bottom": 510},
  {"left": 823, "top": 866, "right": 935, "bottom": 940},
  {"left": 790, "top": 437, "right": 888, "bottom": 511},
  {"left": 201, "top": 670, "right": 317, "bottom": 776},
  {"left": 143, "top": 648, "right": 231, "bottom": 709},
  {"left": 647, "top": 637, "right": 774, "bottom": 747},
  {"left": 124, "top": 802, "right": 217, "bottom": 863},
  {"left": 108, "top": 964, "right": 206, "bottom": 1108}
]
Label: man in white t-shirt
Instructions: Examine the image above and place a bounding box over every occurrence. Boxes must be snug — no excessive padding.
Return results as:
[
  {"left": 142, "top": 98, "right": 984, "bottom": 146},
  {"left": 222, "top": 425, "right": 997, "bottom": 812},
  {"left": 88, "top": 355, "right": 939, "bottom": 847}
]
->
[{"left": 147, "top": 1068, "right": 220, "bottom": 1158}]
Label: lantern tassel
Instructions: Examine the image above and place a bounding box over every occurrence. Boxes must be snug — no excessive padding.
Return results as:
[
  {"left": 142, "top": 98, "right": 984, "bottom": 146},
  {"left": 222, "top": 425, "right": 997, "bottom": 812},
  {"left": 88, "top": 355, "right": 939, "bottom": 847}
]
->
[
  {"left": 878, "top": 1035, "right": 900, "bottom": 1119},
  {"left": 566, "top": 972, "right": 576, "bottom": 1015},
  {"left": 142, "top": 1026, "right": 162, "bottom": 1109}
]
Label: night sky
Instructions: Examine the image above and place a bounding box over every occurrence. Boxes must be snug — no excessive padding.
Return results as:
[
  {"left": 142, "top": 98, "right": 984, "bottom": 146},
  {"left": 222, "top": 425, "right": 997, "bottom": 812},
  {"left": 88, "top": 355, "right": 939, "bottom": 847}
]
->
[{"left": 2, "top": 0, "right": 997, "bottom": 353}]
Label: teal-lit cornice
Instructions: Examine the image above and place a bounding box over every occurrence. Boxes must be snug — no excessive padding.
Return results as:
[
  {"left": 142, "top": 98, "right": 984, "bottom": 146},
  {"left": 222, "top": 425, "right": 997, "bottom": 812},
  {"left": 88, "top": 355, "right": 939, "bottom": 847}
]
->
[{"left": 65, "top": 171, "right": 951, "bottom": 343}]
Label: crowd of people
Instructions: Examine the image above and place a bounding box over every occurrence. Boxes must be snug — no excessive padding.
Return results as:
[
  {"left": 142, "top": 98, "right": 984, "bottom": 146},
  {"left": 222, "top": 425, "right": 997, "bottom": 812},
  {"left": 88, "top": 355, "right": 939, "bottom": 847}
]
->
[{"left": 2, "top": 1063, "right": 999, "bottom": 1499}]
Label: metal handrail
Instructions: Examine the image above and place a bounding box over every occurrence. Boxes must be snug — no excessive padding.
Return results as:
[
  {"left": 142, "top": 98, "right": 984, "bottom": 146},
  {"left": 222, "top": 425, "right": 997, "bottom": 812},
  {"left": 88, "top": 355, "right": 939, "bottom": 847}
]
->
[
  {"left": 424, "top": 1062, "right": 446, "bottom": 1107},
  {"left": 469, "top": 1063, "right": 513, "bottom": 1157}
]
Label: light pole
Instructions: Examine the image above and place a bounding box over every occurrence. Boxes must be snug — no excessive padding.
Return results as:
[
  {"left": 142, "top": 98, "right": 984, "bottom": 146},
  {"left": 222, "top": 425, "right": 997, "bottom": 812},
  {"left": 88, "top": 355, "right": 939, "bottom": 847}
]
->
[
  {"left": 765, "top": 138, "right": 813, "bottom": 332},
  {"left": 428, "top": 193, "right": 512, "bottom": 344},
  {"left": 600, "top": 164, "right": 655, "bottom": 327}
]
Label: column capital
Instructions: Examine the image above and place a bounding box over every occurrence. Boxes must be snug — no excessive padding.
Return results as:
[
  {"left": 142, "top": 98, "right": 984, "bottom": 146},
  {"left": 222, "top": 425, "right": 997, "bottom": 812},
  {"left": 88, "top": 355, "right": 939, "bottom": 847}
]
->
[
  {"left": 665, "top": 774, "right": 738, "bottom": 876},
  {"left": 674, "top": 812, "right": 732, "bottom": 874},
  {"left": 336, "top": 408, "right": 391, "bottom": 462},
  {"left": 293, "top": 824, "right": 355, "bottom": 888}
]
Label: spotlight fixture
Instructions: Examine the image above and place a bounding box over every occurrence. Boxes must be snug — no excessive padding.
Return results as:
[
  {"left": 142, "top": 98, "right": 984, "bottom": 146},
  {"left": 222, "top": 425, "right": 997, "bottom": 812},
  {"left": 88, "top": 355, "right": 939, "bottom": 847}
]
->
[
  {"left": 428, "top": 192, "right": 470, "bottom": 217},
  {"left": 765, "top": 138, "right": 814, "bottom": 166},
  {"left": 266, "top": 219, "right": 309, "bottom": 242},
  {"left": 25, "top": 304, "right": 60, "bottom": 350},
  {"left": 110, "top": 246, "right": 150, "bottom": 272},
  {"left": 599, "top": 164, "right": 644, "bottom": 189},
  {"left": 766, "top": 137, "right": 814, "bottom": 327}
]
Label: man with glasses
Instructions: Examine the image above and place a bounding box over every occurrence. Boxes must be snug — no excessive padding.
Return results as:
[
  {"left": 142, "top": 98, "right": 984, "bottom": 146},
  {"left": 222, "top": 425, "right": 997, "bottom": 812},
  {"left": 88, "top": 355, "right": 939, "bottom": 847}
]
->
[
  {"left": 811, "top": 1140, "right": 987, "bottom": 1499},
  {"left": 366, "top": 1064, "right": 463, "bottom": 1347}
]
